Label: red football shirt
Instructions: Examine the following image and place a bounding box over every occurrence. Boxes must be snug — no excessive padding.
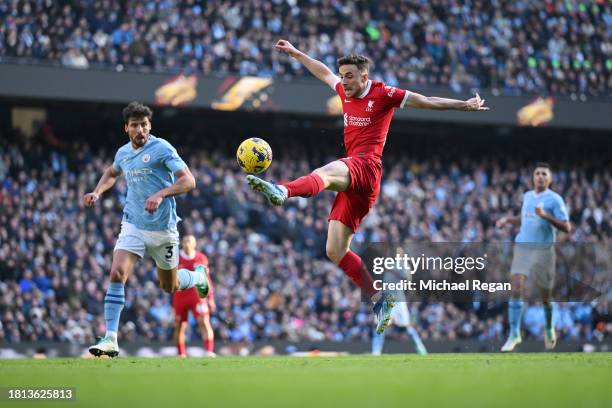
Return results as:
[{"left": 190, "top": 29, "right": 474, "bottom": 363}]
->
[
  {"left": 335, "top": 80, "right": 410, "bottom": 157},
  {"left": 174, "top": 251, "right": 213, "bottom": 301}
]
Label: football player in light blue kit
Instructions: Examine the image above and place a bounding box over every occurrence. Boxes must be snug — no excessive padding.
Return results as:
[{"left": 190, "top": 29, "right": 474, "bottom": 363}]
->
[
  {"left": 496, "top": 163, "right": 571, "bottom": 352},
  {"left": 83, "top": 102, "right": 208, "bottom": 357}
]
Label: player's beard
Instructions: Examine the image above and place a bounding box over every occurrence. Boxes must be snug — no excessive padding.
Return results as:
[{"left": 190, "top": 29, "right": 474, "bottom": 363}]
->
[
  {"left": 344, "top": 83, "right": 364, "bottom": 98},
  {"left": 534, "top": 178, "right": 549, "bottom": 191},
  {"left": 131, "top": 133, "right": 148, "bottom": 148}
]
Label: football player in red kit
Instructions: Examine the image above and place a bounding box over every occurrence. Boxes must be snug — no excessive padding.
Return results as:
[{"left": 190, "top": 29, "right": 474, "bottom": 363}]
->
[
  {"left": 173, "top": 235, "right": 216, "bottom": 357},
  {"left": 246, "top": 39, "right": 488, "bottom": 334}
]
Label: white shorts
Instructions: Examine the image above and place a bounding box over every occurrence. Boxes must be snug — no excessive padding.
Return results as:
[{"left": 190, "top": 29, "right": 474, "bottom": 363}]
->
[
  {"left": 114, "top": 222, "right": 179, "bottom": 270},
  {"left": 510, "top": 244, "right": 556, "bottom": 289},
  {"left": 390, "top": 302, "right": 411, "bottom": 327}
]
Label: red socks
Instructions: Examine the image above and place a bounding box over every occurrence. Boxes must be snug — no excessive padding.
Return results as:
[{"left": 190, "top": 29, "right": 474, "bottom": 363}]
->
[
  {"left": 283, "top": 173, "right": 325, "bottom": 198},
  {"left": 204, "top": 339, "right": 214, "bottom": 353},
  {"left": 177, "top": 342, "right": 186, "bottom": 357},
  {"left": 338, "top": 251, "right": 377, "bottom": 298}
]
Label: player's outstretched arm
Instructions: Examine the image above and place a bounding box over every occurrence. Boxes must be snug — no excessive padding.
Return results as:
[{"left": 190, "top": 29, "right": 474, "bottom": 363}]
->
[
  {"left": 83, "top": 166, "right": 121, "bottom": 207},
  {"left": 144, "top": 167, "right": 196, "bottom": 213},
  {"left": 406, "top": 92, "right": 489, "bottom": 111},
  {"left": 275, "top": 39, "right": 339, "bottom": 90}
]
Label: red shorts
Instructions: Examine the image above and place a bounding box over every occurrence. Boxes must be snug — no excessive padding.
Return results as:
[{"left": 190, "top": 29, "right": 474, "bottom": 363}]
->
[
  {"left": 172, "top": 289, "right": 209, "bottom": 323},
  {"left": 328, "top": 155, "right": 382, "bottom": 232}
]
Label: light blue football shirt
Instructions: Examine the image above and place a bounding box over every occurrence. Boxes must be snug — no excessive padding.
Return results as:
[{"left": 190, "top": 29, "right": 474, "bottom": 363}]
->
[
  {"left": 515, "top": 189, "right": 569, "bottom": 245},
  {"left": 112, "top": 135, "right": 187, "bottom": 231}
]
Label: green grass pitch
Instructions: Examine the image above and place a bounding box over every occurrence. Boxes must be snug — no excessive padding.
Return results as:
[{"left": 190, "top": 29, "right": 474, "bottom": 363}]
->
[{"left": 1, "top": 353, "right": 611, "bottom": 408}]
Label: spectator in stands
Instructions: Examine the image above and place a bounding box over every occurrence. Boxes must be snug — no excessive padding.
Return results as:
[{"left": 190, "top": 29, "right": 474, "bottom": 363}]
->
[
  {"left": 0, "top": 126, "right": 610, "bottom": 345},
  {"left": 0, "top": 0, "right": 609, "bottom": 97}
]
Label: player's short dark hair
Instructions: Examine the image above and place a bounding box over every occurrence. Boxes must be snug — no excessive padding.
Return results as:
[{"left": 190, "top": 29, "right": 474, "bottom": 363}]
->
[
  {"left": 337, "top": 54, "right": 370, "bottom": 73},
  {"left": 534, "top": 162, "right": 551, "bottom": 172},
  {"left": 122, "top": 101, "right": 153, "bottom": 123}
]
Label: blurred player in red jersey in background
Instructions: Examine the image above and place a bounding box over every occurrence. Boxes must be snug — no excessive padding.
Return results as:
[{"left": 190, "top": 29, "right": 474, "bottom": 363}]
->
[
  {"left": 173, "top": 235, "right": 216, "bottom": 357},
  {"left": 247, "top": 40, "right": 489, "bottom": 335}
]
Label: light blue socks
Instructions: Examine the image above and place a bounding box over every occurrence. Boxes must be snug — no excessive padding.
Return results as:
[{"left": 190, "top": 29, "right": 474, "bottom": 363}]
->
[
  {"left": 104, "top": 282, "right": 125, "bottom": 340},
  {"left": 508, "top": 298, "right": 524, "bottom": 337},
  {"left": 177, "top": 268, "right": 203, "bottom": 290}
]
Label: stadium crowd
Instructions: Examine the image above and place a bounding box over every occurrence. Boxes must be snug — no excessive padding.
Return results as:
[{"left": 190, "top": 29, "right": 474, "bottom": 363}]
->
[
  {"left": 0, "top": 0, "right": 610, "bottom": 98},
  {"left": 0, "top": 126, "right": 610, "bottom": 347}
]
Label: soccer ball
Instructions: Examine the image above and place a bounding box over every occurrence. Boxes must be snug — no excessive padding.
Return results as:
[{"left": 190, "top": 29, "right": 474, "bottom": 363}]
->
[{"left": 236, "top": 138, "right": 273, "bottom": 174}]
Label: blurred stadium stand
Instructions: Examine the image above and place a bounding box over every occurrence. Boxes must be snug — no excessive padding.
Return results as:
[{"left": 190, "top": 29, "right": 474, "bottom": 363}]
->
[
  {"left": 0, "top": 0, "right": 610, "bottom": 98},
  {"left": 0, "top": 0, "right": 610, "bottom": 355},
  {"left": 0, "top": 103, "right": 610, "bottom": 353}
]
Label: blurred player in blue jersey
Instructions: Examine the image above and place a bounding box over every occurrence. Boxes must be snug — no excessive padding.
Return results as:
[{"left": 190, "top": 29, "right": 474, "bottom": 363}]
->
[
  {"left": 372, "top": 303, "right": 427, "bottom": 356},
  {"left": 496, "top": 163, "right": 571, "bottom": 351},
  {"left": 371, "top": 248, "right": 427, "bottom": 355},
  {"left": 83, "top": 102, "right": 208, "bottom": 357}
]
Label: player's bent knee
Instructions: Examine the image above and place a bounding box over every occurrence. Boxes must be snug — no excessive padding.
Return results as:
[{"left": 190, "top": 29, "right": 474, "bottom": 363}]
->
[
  {"left": 312, "top": 168, "right": 331, "bottom": 187},
  {"left": 314, "top": 162, "right": 350, "bottom": 191},
  {"left": 326, "top": 245, "right": 348, "bottom": 265},
  {"left": 110, "top": 267, "right": 128, "bottom": 282},
  {"left": 510, "top": 274, "right": 525, "bottom": 298}
]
